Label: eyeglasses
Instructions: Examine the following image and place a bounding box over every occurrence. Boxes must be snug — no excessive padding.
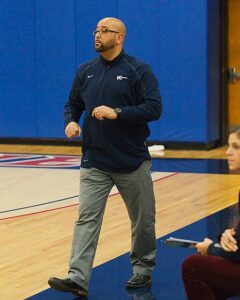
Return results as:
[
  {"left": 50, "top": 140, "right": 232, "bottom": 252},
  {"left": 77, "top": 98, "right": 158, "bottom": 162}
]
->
[{"left": 92, "top": 28, "right": 120, "bottom": 36}]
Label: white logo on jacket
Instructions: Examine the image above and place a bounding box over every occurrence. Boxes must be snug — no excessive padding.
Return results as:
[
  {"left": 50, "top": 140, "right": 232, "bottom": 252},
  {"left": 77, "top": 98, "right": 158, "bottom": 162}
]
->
[{"left": 116, "top": 75, "right": 128, "bottom": 80}]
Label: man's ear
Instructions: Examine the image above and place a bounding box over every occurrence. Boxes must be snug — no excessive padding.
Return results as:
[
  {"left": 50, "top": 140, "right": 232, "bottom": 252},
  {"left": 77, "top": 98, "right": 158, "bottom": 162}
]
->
[{"left": 116, "top": 33, "right": 124, "bottom": 45}]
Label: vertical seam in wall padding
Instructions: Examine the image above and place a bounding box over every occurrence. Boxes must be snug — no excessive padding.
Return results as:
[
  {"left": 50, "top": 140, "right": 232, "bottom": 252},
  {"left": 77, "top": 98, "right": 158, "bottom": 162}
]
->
[
  {"left": 33, "top": 0, "right": 38, "bottom": 137},
  {"left": 116, "top": 0, "right": 118, "bottom": 18},
  {"left": 74, "top": 0, "right": 77, "bottom": 70},
  {"left": 156, "top": 0, "right": 160, "bottom": 81}
]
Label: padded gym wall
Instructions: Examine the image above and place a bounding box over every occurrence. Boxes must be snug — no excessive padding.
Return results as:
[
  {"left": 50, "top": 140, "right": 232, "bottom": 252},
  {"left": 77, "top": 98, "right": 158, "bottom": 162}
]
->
[{"left": 0, "top": 0, "right": 221, "bottom": 147}]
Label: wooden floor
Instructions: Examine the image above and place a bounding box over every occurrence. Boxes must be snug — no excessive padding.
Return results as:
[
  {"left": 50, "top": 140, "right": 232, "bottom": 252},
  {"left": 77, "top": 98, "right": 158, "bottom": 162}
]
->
[
  {"left": 0, "top": 144, "right": 239, "bottom": 300},
  {"left": 0, "top": 143, "right": 228, "bottom": 158}
]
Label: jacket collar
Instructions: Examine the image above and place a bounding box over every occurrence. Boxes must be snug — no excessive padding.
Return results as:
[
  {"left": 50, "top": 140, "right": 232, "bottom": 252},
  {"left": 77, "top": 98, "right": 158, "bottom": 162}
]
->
[{"left": 100, "top": 50, "right": 124, "bottom": 66}]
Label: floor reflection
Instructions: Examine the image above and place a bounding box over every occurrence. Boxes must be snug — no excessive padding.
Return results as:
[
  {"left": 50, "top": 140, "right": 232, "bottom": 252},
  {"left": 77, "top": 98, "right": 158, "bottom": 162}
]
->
[{"left": 126, "top": 287, "right": 156, "bottom": 300}]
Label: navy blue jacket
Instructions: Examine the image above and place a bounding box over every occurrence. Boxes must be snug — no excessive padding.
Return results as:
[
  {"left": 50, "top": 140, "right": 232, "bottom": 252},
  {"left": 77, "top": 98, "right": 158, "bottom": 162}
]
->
[{"left": 64, "top": 51, "right": 162, "bottom": 172}]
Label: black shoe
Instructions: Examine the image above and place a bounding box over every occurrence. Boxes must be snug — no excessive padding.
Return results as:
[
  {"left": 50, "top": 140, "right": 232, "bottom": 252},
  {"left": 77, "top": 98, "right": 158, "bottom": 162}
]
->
[
  {"left": 48, "top": 277, "right": 88, "bottom": 297},
  {"left": 126, "top": 273, "right": 152, "bottom": 288}
]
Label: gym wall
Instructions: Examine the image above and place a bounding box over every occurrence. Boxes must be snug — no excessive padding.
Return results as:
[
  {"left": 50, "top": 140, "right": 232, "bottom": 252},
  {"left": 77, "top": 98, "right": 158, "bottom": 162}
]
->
[{"left": 0, "top": 0, "right": 221, "bottom": 148}]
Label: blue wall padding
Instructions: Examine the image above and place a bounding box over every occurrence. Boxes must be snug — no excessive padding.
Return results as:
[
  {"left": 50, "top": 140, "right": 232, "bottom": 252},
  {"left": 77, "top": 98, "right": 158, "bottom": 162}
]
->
[
  {"left": 157, "top": 1, "right": 209, "bottom": 142},
  {"left": 0, "top": 0, "right": 36, "bottom": 137},
  {"left": 35, "top": 0, "right": 76, "bottom": 138},
  {"left": 0, "top": 0, "right": 220, "bottom": 144},
  {"left": 207, "top": 0, "right": 220, "bottom": 142}
]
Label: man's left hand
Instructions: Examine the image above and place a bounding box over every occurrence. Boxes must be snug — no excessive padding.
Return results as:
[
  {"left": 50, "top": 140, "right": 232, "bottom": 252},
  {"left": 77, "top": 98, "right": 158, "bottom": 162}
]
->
[{"left": 92, "top": 105, "right": 117, "bottom": 120}]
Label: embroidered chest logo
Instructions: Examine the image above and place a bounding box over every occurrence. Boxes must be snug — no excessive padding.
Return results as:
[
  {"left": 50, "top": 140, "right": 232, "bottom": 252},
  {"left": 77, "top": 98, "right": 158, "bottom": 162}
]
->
[{"left": 116, "top": 75, "right": 128, "bottom": 80}]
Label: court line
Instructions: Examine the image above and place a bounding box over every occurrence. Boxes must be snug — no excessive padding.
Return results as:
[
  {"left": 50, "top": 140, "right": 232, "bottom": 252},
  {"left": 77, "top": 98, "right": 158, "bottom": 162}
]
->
[
  {"left": 0, "top": 172, "right": 178, "bottom": 221},
  {"left": 0, "top": 195, "right": 79, "bottom": 214}
]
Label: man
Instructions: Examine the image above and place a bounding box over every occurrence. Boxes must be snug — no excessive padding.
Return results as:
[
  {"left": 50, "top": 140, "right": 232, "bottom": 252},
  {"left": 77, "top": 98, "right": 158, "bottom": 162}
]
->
[{"left": 48, "top": 17, "right": 162, "bottom": 297}]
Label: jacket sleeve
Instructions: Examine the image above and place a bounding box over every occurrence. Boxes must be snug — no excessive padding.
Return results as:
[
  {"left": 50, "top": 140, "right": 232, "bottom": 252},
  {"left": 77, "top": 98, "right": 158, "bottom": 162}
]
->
[
  {"left": 119, "top": 64, "right": 162, "bottom": 124},
  {"left": 207, "top": 243, "right": 240, "bottom": 262},
  {"left": 64, "top": 70, "right": 86, "bottom": 128}
]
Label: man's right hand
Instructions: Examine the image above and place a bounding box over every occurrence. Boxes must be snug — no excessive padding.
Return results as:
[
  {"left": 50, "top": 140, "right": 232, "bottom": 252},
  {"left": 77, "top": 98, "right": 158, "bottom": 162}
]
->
[{"left": 65, "top": 122, "right": 81, "bottom": 138}]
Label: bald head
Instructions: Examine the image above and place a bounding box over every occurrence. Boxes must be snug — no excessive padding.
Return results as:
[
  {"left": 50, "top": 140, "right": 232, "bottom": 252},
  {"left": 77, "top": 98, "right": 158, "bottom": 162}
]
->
[
  {"left": 94, "top": 17, "right": 126, "bottom": 60},
  {"left": 97, "top": 17, "right": 126, "bottom": 38}
]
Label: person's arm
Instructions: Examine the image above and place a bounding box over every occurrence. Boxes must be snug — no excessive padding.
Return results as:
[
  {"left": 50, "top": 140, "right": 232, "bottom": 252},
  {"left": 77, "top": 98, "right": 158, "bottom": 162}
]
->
[
  {"left": 116, "top": 64, "right": 162, "bottom": 124},
  {"left": 64, "top": 69, "right": 86, "bottom": 129},
  {"left": 207, "top": 227, "right": 240, "bottom": 262},
  {"left": 207, "top": 244, "right": 240, "bottom": 262}
]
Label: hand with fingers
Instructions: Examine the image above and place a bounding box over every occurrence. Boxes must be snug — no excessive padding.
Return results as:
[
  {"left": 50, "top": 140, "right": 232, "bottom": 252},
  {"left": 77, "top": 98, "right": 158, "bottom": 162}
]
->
[
  {"left": 92, "top": 105, "right": 117, "bottom": 121},
  {"left": 220, "top": 228, "right": 238, "bottom": 252},
  {"left": 195, "top": 238, "right": 213, "bottom": 255},
  {"left": 65, "top": 121, "right": 81, "bottom": 138}
]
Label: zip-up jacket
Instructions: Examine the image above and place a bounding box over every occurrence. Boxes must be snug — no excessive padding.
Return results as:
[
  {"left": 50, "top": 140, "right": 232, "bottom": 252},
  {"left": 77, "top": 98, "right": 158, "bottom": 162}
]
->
[{"left": 64, "top": 50, "right": 162, "bottom": 172}]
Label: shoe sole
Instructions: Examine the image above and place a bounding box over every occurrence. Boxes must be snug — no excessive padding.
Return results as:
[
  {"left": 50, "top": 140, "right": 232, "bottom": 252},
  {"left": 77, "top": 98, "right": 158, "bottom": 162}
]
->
[
  {"left": 126, "top": 279, "right": 152, "bottom": 289},
  {"left": 48, "top": 278, "right": 88, "bottom": 297}
]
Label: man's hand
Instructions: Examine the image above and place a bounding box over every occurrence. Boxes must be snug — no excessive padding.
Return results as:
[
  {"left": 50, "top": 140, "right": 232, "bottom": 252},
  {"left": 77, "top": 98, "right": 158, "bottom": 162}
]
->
[
  {"left": 195, "top": 238, "right": 213, "bottom": 255},
  {"left": 220, "top": 228, "right": 238, "bottom": 252},
  {"left": 92, "top": 105, "right": 117, "bottom": 120},
  {"left": 65, "top": 122, "right": 81, "bottom": 138}
]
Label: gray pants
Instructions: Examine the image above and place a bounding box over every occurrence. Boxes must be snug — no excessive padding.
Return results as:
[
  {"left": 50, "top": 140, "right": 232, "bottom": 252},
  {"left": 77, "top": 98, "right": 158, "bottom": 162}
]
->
[{"left": 68, "top": 160, "right": 157, "bottom": 290}]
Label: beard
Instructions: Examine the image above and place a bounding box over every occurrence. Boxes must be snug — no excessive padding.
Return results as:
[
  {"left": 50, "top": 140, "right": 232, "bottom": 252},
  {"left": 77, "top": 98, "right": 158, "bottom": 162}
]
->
[{"left": 95, "top": 39, "right": 115, "bottom": 53}]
